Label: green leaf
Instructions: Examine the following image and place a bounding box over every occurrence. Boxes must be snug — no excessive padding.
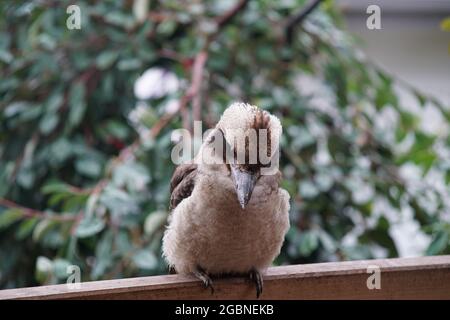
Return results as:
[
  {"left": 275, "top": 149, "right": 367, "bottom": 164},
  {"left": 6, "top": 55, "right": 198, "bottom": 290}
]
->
[
  {"left": 45, "top": 92, "right": 64, "bottom": 113},
  {"left": 50, "top": 138, "right": 74, "bottom": 164},
  {"left": 39, "top": 112, "right": 59, "bottom": 134},
  {"left": 361, "top": 216, "right": 398, "bottom": 257},
  {"left": 99, "top": 185, "right": 138, "bottom": 216},
  {"left": 42, "top": 182, "right": 72, "bottom": 195},
  {"left": 91, "top": 231, "right": 114, "bottom": 279},
  {"left": 62, "top": 194, "right": 87, "bottom": 212},
  {"left": 104, "top": 120, "right": 130, "bottom": 140},
  {"left": 96, "top": 51, "right": 119, "bottom": 70},
  {"left": 156, "top": 20, "right": 177, "bottom": 36},
  {"left": 104, "top": 12, "right": 135, "bottom": 29},
  {"left": 38, "top": 33, "right": 56, "bottom": 50},
  {"left": 53, "top": 259, "right": 71, "bottom": 279},
  {"left": 0, "top": 49, "right": 13, "bottom": 63},
  {"left": 426, "top": 231, "right": 449, "bottom": 255},
  {"left": 113, "top": 163, "right": 151, "bottom": 191},
  {"left": 117, "top": 58, "right": 142, "bottom": 71},
  {"left": 15, "top": 218, "right": 38, "bottom": 240},
  {"left": 374, "top": 77, "right": 397, "bottom": 109},
  {"left": 16, "top": 167, "right": 35, "bottom": 189},
  {"left": 75, "top": 158, "right": 102, "bottom": 178},
  {"left": 398, "top": 110, "right": 418, "bottom": 131},
  {"left": 47, "top": 193, "right": 70, "bottom": 207},
  {"left": 318, "top": 230, "right": 336, "bottom": 252},
  {"left": 396, "top": 132, "right": 437, "bottom": 172},
  {"left": 299, "top": 231, "right": 319, "bottom": 256},
  {"left": 75, "top": 217, "right": 105, "bottom": 238},
  {"left": 0, "top": 209, "right": 23, "bottom": 230},
  {"left": 132, "top": 250, "right": 157, "bottom": 270},
  {"left": 144, "top": 210, "right": 167, "bottom": 236},
  {"left": 68, "top": 83, "right": 87, "bottom": 128},
  {"left": 33, "top": 219, "right": 58, "bottom": 242},
  {"left": 116, "top": 230, "right": 132, "bottom": 253},
  {"left": 298, "top": 181, "right": 319, "bottom": 199},
  {"left": 42, "top": 229, "right": 65, "bottom": 249},
  {"left": 414, "top": 132, "right": 436, "bottom": 151},
  {"left": 84, "top": 192, "right": 100, "bottom": 218},
  {"left": 4, "top": 101, "right": 31, "bottom": 117}
]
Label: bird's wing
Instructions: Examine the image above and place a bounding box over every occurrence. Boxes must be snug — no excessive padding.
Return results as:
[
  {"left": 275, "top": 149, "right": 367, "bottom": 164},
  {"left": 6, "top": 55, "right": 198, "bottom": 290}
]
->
[
  {"left": 168, "top": 128, "right": 230, "bottom": 210},
  {"left": 169, "top": 163, "right": 198, "bottom": 210}
]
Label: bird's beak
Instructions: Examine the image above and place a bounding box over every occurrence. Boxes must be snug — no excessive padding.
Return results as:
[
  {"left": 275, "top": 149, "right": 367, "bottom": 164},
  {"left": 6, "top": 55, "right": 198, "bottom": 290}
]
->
[{"left": 231, "top": 166, "right": 257, "bottom": 209}]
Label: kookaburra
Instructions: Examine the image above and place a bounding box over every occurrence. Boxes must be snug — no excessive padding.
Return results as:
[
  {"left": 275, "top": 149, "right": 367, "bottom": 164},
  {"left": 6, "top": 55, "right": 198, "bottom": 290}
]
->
[{"left": 162, "top": 102, "right": 290, "bottom": 298}]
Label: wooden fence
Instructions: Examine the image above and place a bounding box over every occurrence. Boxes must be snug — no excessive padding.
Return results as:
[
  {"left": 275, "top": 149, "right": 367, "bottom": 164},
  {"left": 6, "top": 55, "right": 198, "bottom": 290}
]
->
[{"left": 1, "top": 255, "right": 449, "bottom": 299}]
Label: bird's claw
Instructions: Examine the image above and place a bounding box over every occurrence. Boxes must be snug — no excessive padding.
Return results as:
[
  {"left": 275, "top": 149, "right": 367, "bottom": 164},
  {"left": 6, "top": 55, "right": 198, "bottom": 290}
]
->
[
  {"left": 249, "top": 268, "right": 263, "bottom": 298},
  {"left": 194, "top": 266, "right": 215, "bottom": 295}
]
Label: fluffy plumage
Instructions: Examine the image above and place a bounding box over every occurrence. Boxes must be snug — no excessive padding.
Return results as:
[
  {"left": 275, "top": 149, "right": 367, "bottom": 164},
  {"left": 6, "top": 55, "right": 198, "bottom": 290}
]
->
[{"left": 162, "top": 102, "right": 290, "bottom": 296}]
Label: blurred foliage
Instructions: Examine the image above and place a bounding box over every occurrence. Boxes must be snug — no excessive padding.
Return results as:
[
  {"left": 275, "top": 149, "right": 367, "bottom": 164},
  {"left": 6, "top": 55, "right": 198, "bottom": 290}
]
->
[
  {"left": 442, "top": 16, "right": 450, "bottom": 54},
  {"left": 1, "top": 0, "right": 450, "bottom": 289}
]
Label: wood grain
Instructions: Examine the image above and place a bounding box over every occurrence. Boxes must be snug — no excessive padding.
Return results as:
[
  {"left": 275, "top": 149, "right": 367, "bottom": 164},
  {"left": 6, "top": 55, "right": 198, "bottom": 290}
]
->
[{"left": 1, "top": 256, "right": 449, "bottom": 300}]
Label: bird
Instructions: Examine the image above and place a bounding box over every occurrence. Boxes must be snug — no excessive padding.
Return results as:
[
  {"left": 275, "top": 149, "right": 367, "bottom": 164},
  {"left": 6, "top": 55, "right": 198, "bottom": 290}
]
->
[{"left": 162, "top": 102, "right": 290, "bottom": 298}]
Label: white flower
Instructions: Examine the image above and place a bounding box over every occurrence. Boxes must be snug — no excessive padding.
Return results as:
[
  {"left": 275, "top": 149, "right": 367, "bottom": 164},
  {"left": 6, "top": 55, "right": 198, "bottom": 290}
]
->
[
  {"left": 163, "top": 99, "right": 180, "bottom": 114},
  {"left": 134, "top": 67, "right": 179, "bottom": 100}
]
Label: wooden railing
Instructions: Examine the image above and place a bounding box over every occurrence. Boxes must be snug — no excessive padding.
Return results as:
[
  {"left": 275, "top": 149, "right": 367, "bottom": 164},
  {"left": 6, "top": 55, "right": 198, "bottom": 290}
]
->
[{"left": 1, "top": 256, "right": 449, "bottom": 300}]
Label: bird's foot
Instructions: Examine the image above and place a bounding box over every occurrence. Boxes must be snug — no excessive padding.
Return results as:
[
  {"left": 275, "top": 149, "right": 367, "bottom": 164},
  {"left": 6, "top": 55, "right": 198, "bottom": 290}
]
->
[
  {"left": 194, "top": 266, "right": 215, "bottom": 295},
  {"left": 249, "top": 268, "right": 263, "bottom": 298},
  {"left": 168, "top": 266, "right": 176, "bottom": 274}
]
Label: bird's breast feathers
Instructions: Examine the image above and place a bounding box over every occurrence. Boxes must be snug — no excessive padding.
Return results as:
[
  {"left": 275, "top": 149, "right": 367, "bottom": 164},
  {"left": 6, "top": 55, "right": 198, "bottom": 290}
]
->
[{"left": 162, "top": 169, "right": 290, "bottom": 275}]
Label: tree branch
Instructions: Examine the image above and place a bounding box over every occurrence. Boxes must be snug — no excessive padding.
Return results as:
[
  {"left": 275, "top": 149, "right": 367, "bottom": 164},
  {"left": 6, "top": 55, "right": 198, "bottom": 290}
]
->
[
  {"left": 83, "top": 0, "right": 251, "bottom": 194},
  {"left": 1, "top": 1, "right": 253, "bottom": 231},
  {"left": 285, "top": 0, "right": 324, "bottom": 44},
  {"left": 186, "top": 0, "right": 250, "bottom": 126},
  {"left": 215, "top": 0, "right": 250, "bottom": 29},
  {"left": 0, "top": 198, "right": 77, "bottom": 222},
  {"left": 190, "top": 51, "right": 208, "bottom": 123}
]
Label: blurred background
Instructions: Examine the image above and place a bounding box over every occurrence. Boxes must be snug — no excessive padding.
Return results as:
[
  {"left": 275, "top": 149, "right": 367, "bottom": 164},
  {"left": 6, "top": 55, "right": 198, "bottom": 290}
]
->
[{"left": 0, "top": 0, "right": 449, "bottom": 289}]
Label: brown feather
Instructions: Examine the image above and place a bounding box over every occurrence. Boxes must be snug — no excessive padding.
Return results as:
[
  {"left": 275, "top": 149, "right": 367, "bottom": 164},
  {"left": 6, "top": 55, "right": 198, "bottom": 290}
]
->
[
  {"left": 238, "top": 109, "right": 272, "bottom": 172},
  {"left": 169, "top": 164, "right": 198, "bottom": 210}
]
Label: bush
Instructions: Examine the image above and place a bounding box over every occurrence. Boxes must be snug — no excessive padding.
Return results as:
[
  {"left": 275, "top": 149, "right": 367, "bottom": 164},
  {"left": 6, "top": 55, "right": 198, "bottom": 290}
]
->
[{"left": 1, "top": 0, "right": 449, "bottom": 288}]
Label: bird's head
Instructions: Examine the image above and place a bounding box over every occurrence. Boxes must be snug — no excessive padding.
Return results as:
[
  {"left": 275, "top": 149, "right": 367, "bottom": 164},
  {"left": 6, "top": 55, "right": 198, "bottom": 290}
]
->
[{"left": 214, "top": 102, "right": 282, "bottom": 209}]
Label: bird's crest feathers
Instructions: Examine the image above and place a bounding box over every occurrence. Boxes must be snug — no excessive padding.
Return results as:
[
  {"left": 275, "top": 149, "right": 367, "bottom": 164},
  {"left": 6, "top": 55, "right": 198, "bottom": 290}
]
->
[{"left": 216, "top": 102, "right": 282, "bottom": 168}]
